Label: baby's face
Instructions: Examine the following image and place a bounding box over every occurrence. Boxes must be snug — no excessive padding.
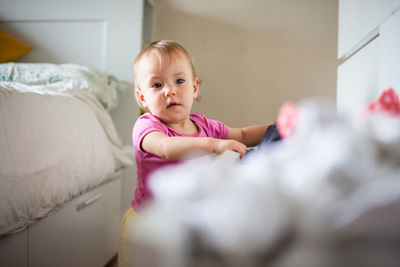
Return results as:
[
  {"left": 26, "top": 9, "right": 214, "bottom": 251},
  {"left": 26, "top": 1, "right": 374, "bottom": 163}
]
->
[{"left": 136, "top": 51, "right": 199, "bottom": 126}]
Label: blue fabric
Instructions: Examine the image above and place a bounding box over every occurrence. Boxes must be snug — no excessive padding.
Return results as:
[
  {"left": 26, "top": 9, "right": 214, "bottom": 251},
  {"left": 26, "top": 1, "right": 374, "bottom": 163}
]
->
[{"left": 245, "top": 124, "right": 282, "bottom": 158}]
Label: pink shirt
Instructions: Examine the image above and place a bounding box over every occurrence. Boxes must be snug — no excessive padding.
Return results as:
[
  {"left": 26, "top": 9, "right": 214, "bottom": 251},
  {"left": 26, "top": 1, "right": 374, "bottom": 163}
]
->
[{"left": 131, "top": 112, "right": 229, "bottom": 211}]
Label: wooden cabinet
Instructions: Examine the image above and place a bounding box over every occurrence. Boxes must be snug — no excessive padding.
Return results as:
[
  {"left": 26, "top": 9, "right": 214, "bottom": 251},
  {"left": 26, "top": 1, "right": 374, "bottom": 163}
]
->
[
  {"left": 337, "top": 38, "right": 379, "bottom": 121},
  {"left": 337, "top": 0, "right": 392, "bottom": 59},
  {"left": 379, "top": 10, "right": 400, "bottom": 93},
  {"left": 394, "top": 0, "right": 400, "bottom": 11},
  {"left": 337, "top": 0, "right": 400, "bottom": 121}
]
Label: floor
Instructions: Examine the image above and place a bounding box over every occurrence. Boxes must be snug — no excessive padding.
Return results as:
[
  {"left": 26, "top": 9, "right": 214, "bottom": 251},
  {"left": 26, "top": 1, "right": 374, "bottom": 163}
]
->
[{"left": 105, "top": 254, "right": 118, "bottom": 267}]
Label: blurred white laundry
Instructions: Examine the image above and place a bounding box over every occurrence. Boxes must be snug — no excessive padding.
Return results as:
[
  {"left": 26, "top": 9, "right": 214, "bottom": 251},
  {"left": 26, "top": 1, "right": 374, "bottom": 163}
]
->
[{"left": 130, "top": 99, "right": 400, "bottom": 267}]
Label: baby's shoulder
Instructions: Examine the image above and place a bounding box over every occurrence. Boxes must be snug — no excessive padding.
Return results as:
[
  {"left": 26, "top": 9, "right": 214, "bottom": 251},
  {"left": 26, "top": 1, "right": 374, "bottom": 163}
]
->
[
  {"left": 190, "top": 112, "right": 220, "bottom": 132},
  {"left": 190, "top": 112, "right": 209, "bottom": 126},
  {"left": 133, "top": 113, "right": 166, "bottom": 132},
  {"left": 190, "top": 112, "right": 207, "bottom": 122},
  {"left": 136, "top": 113, "right": 162, "bottom": 124}
]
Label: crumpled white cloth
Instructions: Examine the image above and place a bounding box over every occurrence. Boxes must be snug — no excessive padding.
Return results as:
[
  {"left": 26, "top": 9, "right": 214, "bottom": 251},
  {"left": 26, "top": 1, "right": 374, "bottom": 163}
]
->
[
  {"left": 0, "top": 82, "right": 134, "bottom": 236},
  {"left": 130, "top": 99, "right": 400, "bottom": 267},
  {"left": 0, "top": 63, "right": 133, "bottom": 111}
]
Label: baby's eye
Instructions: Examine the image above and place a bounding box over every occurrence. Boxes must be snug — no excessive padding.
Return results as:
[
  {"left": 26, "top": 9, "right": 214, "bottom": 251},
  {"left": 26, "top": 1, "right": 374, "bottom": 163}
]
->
[
  {"left": 152, "top": 82, "right": 162, "bottom": 88},
  {"left": 176, "top": 79, "right": 185, "bottom": 84}
]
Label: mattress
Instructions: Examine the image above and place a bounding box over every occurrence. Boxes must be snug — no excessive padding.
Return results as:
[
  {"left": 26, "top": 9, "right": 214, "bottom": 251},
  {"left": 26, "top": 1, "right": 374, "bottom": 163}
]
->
[{"left": 0, "top": 72, "right": 134, "bottom": 235}]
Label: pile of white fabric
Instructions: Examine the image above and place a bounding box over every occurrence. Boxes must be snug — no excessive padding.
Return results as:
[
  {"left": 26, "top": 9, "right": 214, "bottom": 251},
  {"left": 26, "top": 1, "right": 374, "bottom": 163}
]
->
[{"left": 131, "top": 99, "right": 400, "bottom": 267}]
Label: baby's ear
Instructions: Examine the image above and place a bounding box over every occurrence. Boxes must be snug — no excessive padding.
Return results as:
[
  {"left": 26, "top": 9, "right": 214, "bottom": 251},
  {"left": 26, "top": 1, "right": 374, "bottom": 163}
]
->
[
  {"left": 136, "top": 88, "right": 147, "bottom": 107},
  {"left": 193, "top": 77, "right": 200, "bottom": 99}
]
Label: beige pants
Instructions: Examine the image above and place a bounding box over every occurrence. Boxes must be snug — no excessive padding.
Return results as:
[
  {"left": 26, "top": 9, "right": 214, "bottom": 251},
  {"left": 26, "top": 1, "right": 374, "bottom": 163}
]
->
[{"left": 118, "top": 207, "right": 139, "bottom": 267}]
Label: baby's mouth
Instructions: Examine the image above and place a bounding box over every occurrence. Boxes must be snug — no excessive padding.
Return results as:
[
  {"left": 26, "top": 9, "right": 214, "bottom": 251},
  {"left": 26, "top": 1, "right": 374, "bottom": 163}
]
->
[{"left": 167, "top": 103, "right": 179, "bottom": 108}]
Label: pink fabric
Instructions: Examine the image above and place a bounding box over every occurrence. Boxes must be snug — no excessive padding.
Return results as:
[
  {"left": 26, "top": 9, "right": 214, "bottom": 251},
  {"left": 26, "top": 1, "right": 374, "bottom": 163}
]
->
[
  {"left": 359, "top": 88, "right": 400, "bottom": 119},
  {"left": 276, "top": 102, "right": 299, "bottom": 139},
  {"left": 131, "top": 112, "right": 229, "bottom": 211}
]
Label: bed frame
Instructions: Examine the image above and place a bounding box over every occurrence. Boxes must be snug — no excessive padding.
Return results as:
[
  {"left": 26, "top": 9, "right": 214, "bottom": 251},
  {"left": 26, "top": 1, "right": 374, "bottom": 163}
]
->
[{"left": 0, "top": 0, "right": 147, "bottom": 266}]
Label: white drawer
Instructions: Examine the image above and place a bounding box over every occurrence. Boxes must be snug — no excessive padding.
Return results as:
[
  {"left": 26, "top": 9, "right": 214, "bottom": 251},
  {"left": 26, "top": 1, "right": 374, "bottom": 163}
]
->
[
  {"left": 394, "top": 0, "right": 400, "bottom": 12},
  {"left": 0, "top": 230, "right": 28, "bottom": 267},
  {"left": 379, "top": 8, "right": 400, "bottom": 94},
  {"left": 337, "top": 37, "right": 380, "bottom": 122},
  {"left": 28, "top": 178, "right": 122, "bottom": 267},
  {"left": 338, "top": 0, "right": 393, "bottom": 59}
]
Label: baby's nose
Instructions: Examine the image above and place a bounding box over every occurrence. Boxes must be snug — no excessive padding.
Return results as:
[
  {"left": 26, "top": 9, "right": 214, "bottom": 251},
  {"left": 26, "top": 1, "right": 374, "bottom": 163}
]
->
[{"left": 164, "top": 85, "right": 177, "bottom": 96}]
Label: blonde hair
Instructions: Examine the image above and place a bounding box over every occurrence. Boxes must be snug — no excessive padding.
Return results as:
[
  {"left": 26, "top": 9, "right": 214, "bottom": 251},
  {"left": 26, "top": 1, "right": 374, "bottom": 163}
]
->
[{"left": 133, "top": 40, "right": 199, "bottom": 110}]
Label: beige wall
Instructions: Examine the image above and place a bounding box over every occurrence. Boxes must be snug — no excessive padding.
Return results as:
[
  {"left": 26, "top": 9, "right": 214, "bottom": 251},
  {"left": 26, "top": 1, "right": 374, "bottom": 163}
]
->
[{"left": 153, "top": 0, "right": 338, "bottom": 127}]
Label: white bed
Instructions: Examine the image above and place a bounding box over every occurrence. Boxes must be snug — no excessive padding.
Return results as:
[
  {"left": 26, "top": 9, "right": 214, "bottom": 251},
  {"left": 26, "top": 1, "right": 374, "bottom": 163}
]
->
[{"left": 0, "top": 0, "right": 146, "bottom": 266}]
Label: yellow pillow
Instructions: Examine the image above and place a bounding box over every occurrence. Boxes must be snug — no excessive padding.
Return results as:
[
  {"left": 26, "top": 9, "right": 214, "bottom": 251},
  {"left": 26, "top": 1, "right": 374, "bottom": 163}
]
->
[{"left": 0, "top": 29, "right": 32, "bottom": 63}]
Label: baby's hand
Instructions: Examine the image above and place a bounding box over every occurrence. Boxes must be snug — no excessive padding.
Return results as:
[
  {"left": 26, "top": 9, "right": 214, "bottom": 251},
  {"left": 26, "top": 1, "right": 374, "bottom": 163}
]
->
[{"left": 214, "top": 139, "right": 247, "bottom": 158}]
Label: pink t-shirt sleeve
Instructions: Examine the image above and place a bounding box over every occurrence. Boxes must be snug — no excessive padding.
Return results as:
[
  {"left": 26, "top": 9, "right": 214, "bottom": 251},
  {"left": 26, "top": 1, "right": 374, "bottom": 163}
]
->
[
  {"left": 132, "top": 114, "right": 166, "bottom": 152},
  {"left": 206, "top": 118, "right": 229, "bottom": 139},
  {"left": 191, "top": 113, "right": 229, "bottom": 139}
]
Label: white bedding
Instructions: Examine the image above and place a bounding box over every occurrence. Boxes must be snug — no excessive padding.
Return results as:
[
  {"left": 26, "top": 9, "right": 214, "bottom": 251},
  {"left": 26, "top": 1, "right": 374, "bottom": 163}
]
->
[{"left": 0, "top": 80, "right": 134, "bottom": 235}]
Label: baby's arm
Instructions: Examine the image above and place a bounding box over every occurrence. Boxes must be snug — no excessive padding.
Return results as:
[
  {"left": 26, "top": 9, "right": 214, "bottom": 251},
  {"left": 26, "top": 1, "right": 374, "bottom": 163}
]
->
[
  {"left": 227, "top": 125, "right": 269, "bottom": 147},
  {"left": 142, "top": 131, "right": 247, "bottom": 161}
]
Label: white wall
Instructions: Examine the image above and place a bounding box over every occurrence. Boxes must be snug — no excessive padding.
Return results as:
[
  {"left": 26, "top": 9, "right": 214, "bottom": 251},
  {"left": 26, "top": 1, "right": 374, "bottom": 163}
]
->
[{"left": 152, "top": 0, "right": 338, "bottom": 126}]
